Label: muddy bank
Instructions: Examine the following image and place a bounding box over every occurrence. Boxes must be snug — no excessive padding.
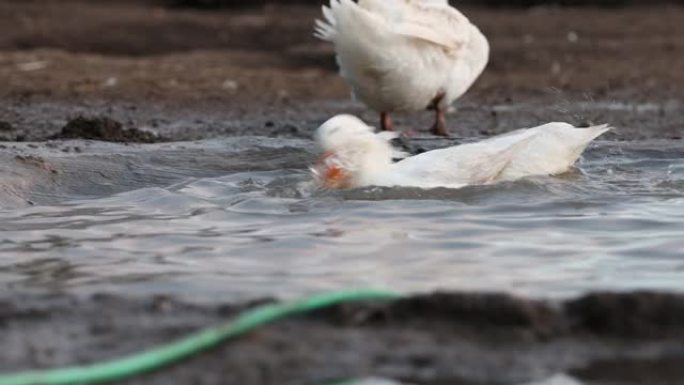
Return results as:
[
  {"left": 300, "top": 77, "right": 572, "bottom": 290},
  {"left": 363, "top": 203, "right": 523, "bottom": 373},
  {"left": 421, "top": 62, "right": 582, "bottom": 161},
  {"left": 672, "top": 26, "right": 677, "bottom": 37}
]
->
[
  {"left": 0, "top": 137, "right": 313, "bottom": 207},
  {"left": 1, "top": 96, "right": 682, "bottom": 143},
  {"left": 0, "top": 2, "right": 682, "bottom": 141},
  {"left": 49, "top": 116, "right": 161, "bottom": 143},
  {"left": 1, "top": 290, "right": 683, "bottom": 384}
]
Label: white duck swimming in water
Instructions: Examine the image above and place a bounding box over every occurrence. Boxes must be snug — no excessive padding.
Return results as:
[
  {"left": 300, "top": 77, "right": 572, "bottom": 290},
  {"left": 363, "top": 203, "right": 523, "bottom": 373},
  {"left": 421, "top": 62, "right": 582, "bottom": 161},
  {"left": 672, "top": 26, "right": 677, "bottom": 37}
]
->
[
  {"left": 312, "top": 115, "right": 610, "bottom": 189},
  {"left": 315, "top": 0, "right": 489, "bottom": 136}
]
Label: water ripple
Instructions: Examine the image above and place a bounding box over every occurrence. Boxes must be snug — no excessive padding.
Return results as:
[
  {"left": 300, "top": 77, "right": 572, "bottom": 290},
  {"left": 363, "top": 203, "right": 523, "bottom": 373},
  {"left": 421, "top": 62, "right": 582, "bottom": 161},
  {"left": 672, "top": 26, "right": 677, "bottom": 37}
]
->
[{"left": 0, "top": 139, "right": 682, "bottom": 302}]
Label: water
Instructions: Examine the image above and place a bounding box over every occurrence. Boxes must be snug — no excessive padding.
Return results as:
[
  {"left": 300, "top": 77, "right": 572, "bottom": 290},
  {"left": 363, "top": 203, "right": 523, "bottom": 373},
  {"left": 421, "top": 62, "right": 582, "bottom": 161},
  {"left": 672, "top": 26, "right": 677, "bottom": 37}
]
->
[{"left": 0, "top": 138, "right": 682, "bottom": 302}]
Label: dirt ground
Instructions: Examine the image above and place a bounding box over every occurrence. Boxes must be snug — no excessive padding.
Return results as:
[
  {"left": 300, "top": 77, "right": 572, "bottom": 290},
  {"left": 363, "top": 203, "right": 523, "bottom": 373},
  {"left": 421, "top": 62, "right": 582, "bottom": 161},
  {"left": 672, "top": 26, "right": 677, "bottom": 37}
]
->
[
  {"left": 0, "top": 1, "right": 682, "bottom": 141},
  {"left": 1, "top": 1, "right": 684, "bottom": 384},
  {"left": 2, "top": 290, "right": 684, "bottom": 385}
]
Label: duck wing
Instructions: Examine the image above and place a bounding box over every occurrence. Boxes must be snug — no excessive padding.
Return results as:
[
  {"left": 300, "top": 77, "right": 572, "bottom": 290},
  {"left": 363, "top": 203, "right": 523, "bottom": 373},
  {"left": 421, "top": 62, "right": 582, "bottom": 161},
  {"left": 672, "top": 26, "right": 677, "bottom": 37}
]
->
[
  {"left": 359, "top": 0, "right": 471, "bottom": 51},
  {"left": 315, "top": 0, "right": 472, "bottom": 53},
  {"left": 314, "top": 0, "right": 477, "bottom": 110},
  {"left": 389, "top": 130, "right": 538, "bottom": 188},
  {"left": 501, "top": 122, "right": 611, "bottom": 179}
]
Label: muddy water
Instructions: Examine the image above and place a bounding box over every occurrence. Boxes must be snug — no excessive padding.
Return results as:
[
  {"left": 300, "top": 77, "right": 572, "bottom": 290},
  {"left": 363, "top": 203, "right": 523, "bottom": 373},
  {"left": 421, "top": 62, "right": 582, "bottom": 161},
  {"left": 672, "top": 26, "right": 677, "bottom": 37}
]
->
[{"left": 0, "top": 137, "right": 682, "bottom": 302}]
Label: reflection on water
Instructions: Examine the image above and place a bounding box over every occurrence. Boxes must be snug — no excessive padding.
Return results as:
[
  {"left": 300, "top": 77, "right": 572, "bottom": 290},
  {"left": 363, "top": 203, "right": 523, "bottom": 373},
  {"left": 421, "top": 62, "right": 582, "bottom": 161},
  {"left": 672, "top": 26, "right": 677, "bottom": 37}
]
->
[{"left": 0, "top": 139, "right": 683, "bottom": 302}]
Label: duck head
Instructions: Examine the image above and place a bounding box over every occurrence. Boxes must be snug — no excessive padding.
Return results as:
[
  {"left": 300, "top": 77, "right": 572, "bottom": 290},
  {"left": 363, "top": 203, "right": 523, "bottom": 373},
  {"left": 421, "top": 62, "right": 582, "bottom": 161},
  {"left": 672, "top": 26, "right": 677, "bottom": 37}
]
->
[{"left": 312, "top": 114, "right": 405, "bottom": 189}]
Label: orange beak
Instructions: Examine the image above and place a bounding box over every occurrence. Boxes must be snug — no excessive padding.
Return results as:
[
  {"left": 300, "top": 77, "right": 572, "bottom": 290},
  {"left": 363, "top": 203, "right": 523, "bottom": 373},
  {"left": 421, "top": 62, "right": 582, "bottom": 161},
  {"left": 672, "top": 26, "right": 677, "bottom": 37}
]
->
[{"left": 313, "top": 151, "right": 350, "bottom": 189}]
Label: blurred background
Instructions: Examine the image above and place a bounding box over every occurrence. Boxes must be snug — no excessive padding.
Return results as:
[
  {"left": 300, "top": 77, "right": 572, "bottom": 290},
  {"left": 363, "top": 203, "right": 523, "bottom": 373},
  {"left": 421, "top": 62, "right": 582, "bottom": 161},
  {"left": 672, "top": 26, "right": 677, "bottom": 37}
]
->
[
  {"left": 0, "top": 0, "right": 682, "bottom": 141},
  {"left": 170, "top": 0, "right": 677, "bottom": 7}
]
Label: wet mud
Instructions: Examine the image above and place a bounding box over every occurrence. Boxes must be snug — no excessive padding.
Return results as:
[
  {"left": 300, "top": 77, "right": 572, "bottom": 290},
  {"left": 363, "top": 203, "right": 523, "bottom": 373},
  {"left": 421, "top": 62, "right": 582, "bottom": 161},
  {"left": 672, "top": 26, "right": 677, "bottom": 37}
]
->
[
  {"left": 49, "top": 116, "right": 161, "bottom": 143},
  {"left": 1, "top": 291, "right": 683, "bottom": 384},
  {"left": 0, "top": 138, "right": 313, "bottom": 207},
  {"left": 0, "top": 2, "right": 683, "bottom": 141}
]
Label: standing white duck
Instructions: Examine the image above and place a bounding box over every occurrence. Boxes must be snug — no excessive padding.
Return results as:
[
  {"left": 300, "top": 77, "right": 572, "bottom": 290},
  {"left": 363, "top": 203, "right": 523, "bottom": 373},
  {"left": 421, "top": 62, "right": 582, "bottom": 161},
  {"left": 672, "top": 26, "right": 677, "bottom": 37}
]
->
[
  {"left": 314, "top": 0, "right": 489, "bottom": 136},
  {"left": 312, "top": 115, "right": 611, "bottom": 189}
]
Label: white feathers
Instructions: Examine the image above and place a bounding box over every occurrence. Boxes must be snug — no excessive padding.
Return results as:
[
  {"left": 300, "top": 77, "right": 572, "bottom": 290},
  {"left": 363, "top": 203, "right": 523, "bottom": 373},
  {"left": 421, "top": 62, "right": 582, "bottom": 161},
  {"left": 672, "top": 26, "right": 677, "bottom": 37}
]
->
[
  {"left": 314, "top": 115, "right": 611, "bottom": 189},
  {"left": 498, "top": 122, "right": 611, "bottom": 181},
  {"left": 313, "top": 2, "right": 612, "bottom": 190},
  {"left": 315, "top": 0, "right": 489, "bottom": 112},
  {"left": 314, "top": 4, "right": 338, "bottom": 41},
  {"left": 314, "top": 114, "right": 401, "bottom": 177}
]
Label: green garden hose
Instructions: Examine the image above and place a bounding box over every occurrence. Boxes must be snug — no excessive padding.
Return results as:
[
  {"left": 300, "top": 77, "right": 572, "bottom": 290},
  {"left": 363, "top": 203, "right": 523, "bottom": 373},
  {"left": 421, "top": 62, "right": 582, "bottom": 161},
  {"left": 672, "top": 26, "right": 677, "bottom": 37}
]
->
[{"left": 0, "top": 289, "right": 402, "bottom": 385}]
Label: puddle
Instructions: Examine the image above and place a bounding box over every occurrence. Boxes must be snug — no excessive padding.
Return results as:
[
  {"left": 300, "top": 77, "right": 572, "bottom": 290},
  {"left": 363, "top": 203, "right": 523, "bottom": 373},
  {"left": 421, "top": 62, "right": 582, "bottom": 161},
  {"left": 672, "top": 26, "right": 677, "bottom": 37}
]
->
[{"left": 0, "top": 138, "right": 683, "bottom": 302}]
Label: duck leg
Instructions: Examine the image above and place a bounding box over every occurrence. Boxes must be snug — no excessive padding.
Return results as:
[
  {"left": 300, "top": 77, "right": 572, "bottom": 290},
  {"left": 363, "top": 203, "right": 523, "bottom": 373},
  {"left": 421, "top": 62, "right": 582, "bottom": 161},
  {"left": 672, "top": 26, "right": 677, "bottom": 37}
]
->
[
  {"left": 428, "top": 91, "right": 448, "bottom": 137},
  {"left": 430, "top": 108, "right": 448, "bottom": 137},
  {"left": 380, "top": 112, "right": 393, "bottom": 131}
]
